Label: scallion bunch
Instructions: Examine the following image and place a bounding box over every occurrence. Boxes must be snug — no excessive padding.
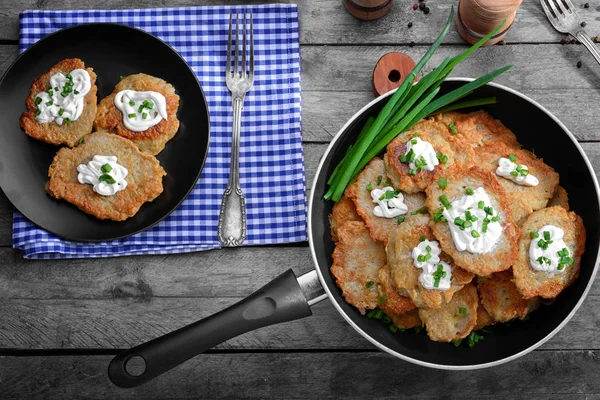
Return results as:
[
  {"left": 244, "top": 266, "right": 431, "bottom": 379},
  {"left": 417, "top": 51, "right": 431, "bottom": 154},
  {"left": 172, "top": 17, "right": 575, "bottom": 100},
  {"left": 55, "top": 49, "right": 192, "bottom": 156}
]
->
[{"left": 324, "top": 7, "right": 513, "bottom": 202}]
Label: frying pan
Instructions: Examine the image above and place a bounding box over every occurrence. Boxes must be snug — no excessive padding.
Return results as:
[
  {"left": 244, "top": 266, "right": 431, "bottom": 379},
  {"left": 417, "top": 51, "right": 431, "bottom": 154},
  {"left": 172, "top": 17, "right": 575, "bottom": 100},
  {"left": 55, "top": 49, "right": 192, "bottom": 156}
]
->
[{"left": 108, "top": 78, "right": 600, "bottom": 387}]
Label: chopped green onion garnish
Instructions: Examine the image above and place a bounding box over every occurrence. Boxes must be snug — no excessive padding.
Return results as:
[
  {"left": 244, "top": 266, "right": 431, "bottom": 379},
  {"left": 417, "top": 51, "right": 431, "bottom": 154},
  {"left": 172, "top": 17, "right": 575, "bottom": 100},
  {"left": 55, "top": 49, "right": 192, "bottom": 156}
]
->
[
  {"left": 478, "top": 201, "right": 484, "bottom": 209},
  {"left": 425, "top": 245, "right": 431, "bottom": 252},
  {"left": 408, "top": 169, "right": 416, "bottom": 176},
  {"left": 389, "top": 324, "right": 398, "bottom": 333},
  {"left": 439, "top": 177, "right": 447, "bottom": 189},
  {"left": 101, "top": 163, "right": 113, "bottom": 173},
  {"left": 138, "top": 105, "right": 145, "bottom": 113},
  {"left": 129, "top": 100, "right": 135, "bottom": 106},
  {"left": 382, "top": 316, "right": 391, "bottom": 324},
  {"left": 58, "top": 108, "right": 64, "bottom": 116},
  {"left": 510, "top": 171, "right": 519, "bottom": 177},
  {"left": 491, "top": 216, "right": 500, "bottom": 222},
  {"left": 452, "top": 339, "right": 462, "bottom": 347},
  {"left": 45, "top": 101, "right": 53, "bottom": 106},
  {"left": 377, "top": 175, "right": 382, "bottom": 185},
  {"left": 433, "top": 208, "right": 447, "bottom": 222},
  {"left": 420, "top": 236, "right": 426, "bottom": 242},
  {"left": 365, "top": 281, "right": 374, "bottom": 289},
  {"left": 99, "top": 174, "right": 116, "bottom": 184},
  {"left": 439, "top": 194, "right": 452, "bottom": 209},
  {"left": 459, "top": 307, "right": 467, "bottom": 315},
  {"left": 411, "top": 206, "right": 428, "bottom": 215},
  {"left": 531, "top": 232, "right": 540, "bottom": 239},
  {"left": 520, "top": 169, "right": 529, "bottom": 176},
  {"left": 47, "top": 90, "right": 54, "bottom": 96},
  {"left": 417, "top": 255, "right": 426, "bottom": 262},
  {"left": 544, "top": 231, "right": 551, "bottom": 241},
  {"left": 64, "top": 117, "right": 71, "bottom": 125},
  {"left": 397, "top": 215, "right": 405, "bottom": 224},
  {"left": 74, "top": 90, "right": 79, "bottom": 95},
  {"left": 508, "top": 153, "right": 517, "bottom": 162},
  {"left": 66, "top": 73, "right": 73, "bottom": 80},
  {"left": 378, "top": 296, "right": 388, "bottom": 304},
  {"left": 411, "top": 139, "right": 418, "bottom": 145},
  {"left": 373, "top": 309, "right": 384, "bottom": 319},
  {"left": 120, "top": 76, "right": 125, "bottom": 80},
  {"left": 465, "top": 187, "right": 474, "bottom": 195},
  {"left": 78, "top": 138, "right": 84, "bottom": 144},
  {"left": 128, "top": 113, "right": 137, "bottom": 119},
  {"left": 366, "top": 183, "right": 373, "bottom": 191},
  {"left": 448, "top": 123, "right": 458, "bottom": 135},
  {"left": 35, "top": 108, "right": 40, "bottom": 115},
  {"left": 471, "top": 230, "right": 480, "bottom": 238},
  {"left": 35, "top": 97, "right": 42, "bottom": 105}
]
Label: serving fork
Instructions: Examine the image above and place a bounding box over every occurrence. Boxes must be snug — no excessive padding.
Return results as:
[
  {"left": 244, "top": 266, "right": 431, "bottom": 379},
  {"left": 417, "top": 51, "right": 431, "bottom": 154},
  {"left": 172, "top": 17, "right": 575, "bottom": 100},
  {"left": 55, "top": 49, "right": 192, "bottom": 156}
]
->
[
  {"left": 540, "top": 0, "right": 600, "bottom": 65},
  {"left": 217, "top": 11, "right": 254, "bottom": 247}
]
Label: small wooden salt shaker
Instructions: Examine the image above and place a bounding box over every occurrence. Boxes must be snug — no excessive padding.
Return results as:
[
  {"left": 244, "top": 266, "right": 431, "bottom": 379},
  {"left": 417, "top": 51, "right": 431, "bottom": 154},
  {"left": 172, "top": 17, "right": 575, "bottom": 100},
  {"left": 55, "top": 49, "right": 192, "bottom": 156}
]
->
[
  {"left": 372, "top": 52, "right": 417, "bottom": 96},
  {"left": 343, "top": 0, "right": 394, "bottom": 21},
  {"left": 456, "top": 0, "right": 523, "bottom": 46}
]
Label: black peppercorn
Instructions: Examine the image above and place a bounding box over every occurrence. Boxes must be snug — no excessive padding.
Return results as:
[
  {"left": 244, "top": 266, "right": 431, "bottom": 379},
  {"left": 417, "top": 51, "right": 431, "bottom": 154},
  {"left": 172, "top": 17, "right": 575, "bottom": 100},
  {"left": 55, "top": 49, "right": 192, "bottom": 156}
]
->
[
  {"left": 581, "top": 21, "right": 586, "bottom": 27},
  {"left": 577, "top": 61, "right": 582, "bottom": 68},
  {"left": 419, "top": 2, "right": 426, "bottom": 10},
  {"left": 584, "top": 3, "right": 589, "bottom": 8},
  {"left": 408, "top": 22, "right": 413, "bottom": 28},
  {"left": 424, "top": 7, "right": 430, "bottom": 14}
]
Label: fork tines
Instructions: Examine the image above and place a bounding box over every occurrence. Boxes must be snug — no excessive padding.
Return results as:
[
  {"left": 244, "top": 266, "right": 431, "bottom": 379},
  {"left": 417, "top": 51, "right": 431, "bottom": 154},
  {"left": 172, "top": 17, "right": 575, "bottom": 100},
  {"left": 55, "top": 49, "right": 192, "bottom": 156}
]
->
[{"left": 227, "top": 10, "right": 254, "bottom": 80}]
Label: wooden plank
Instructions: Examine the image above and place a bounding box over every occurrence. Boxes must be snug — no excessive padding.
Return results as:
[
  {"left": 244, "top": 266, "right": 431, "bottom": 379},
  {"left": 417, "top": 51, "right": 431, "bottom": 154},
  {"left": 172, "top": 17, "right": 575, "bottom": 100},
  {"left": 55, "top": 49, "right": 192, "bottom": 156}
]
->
[
  {"left": 302, "top": 90, "right": 600, "bottom": 143},
  {"left": 0, "top": 295, "right": 598, "bottom": 351},
  {"left": 1, "top": 142, "right": 599, "bottom": 247},
  {"left": 1, "top": 294, "right": 600, "bottom": 351},
  {"left": 3, "top": 351, "right": 600, "bottom": 399},
  {"left": 0, "top": 0, "right": 597, "bottom": 45}
]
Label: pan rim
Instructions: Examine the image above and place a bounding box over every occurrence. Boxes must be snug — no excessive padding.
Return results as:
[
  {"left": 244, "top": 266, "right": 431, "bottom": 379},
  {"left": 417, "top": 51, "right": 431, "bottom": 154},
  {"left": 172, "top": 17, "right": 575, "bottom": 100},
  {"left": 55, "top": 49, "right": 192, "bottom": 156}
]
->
[{"left": 307, "top": 77, "right": 600, "bottom": 370}]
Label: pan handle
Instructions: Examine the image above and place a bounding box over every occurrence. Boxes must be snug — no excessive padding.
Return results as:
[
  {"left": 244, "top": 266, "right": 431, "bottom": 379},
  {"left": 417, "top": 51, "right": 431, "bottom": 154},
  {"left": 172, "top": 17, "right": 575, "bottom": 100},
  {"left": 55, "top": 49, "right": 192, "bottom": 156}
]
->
[{"left": 108, "top": 268, "right": 326, "bottom": 388}]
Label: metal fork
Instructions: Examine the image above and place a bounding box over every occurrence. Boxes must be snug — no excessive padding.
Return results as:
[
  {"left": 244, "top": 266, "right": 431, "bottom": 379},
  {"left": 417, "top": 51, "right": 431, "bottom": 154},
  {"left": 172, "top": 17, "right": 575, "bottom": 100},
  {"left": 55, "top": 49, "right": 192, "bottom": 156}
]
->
[
  {"left": 540, "top": 0, "right": 600, "bottom": 65},
  {"left": 218, "top": 10, "right": 254, "bottom": 247}
]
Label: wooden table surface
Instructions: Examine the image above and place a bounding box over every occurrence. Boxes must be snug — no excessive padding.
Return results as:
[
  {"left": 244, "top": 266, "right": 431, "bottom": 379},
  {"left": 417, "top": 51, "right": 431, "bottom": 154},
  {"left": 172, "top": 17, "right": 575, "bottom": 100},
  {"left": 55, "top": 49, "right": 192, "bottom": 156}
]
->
[{"left": 2, "top": 1, "right": 600, "bottom": 398}]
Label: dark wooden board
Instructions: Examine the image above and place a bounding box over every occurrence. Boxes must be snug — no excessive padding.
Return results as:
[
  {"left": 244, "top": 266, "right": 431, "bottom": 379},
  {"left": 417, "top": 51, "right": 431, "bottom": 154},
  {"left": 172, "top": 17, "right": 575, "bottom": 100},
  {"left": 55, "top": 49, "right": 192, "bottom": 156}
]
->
[{"left": 3, "top": 351, "right": 600, "bottom": 399}]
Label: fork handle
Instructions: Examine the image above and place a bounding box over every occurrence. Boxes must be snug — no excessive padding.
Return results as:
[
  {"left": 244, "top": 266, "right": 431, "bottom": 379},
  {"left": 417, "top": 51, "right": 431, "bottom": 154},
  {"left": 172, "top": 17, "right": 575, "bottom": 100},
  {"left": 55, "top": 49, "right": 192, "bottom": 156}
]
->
[
  {"left": 218, "top": 97, "right": 247, "bottom": 247},
  {"left": 576, "top": 31, "right": 600, "bottom": 66}
]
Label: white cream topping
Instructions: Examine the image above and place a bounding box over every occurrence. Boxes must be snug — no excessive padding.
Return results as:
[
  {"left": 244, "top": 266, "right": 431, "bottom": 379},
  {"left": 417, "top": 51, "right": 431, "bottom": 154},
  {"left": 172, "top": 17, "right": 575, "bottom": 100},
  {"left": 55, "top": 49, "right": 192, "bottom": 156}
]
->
[
  {"left": 370, "top": 186, "right": 408, "bottom": 218},
  {"left": 496, "top": 157, "right": 539, "bottom": 187},
  {"left": 77, "top": 155, "right": 128, "bottom": 196},
  {"left": 529, "top": 225, "right": 572, "bottom": 275},
  {"left": 442, "top": 187, "right": 503, "bottom": 254},
  {"left": 114, "top": 90, "right": 168, "bottom": 132},
  {"left": 35, "top": 69, "right": 91, "bottom": 125},
  {"left": 411, "top": 240, "right": 452, "bottom": 290},
  {"left": 404, "top": 137, "right": 439, "bottom": 173}
]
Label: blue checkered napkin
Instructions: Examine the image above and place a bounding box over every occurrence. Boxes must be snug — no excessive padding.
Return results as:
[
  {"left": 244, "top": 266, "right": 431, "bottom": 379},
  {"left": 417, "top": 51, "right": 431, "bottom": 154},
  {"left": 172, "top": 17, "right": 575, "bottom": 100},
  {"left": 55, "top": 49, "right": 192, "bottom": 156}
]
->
[{"left": 14, "top": 5, "right": 306, "bottom": 259}]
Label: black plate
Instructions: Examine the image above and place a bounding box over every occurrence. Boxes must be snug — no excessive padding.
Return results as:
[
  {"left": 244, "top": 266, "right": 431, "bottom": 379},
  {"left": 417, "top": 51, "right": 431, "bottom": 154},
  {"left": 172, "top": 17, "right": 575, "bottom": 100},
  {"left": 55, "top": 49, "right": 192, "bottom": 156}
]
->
[
  {"left": 0, "top": 24, "right": 210, "bottom": 242},
  {"left": 310, "top": 79, "right": 600, "bottom": 368}
]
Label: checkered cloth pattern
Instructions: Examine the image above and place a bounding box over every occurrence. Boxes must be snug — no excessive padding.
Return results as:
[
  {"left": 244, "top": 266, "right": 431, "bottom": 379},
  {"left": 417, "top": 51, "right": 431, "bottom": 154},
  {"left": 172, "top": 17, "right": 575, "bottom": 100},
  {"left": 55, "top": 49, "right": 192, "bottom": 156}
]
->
[{"left": 14, "top": 5, "right": 306, "bottom": 259}]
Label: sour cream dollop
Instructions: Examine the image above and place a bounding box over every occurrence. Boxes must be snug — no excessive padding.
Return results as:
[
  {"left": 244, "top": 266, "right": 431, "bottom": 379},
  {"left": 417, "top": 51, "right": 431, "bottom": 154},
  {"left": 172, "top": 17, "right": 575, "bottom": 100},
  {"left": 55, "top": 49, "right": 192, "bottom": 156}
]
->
[
  {"left": 442, "top": 187, "right": 503, "bottom": 254},
  {"left": 77, "top": 155, "right": 128, "bottom": 196},
  {"left": 370, "top": 186, "right": 408, "bottom": 218},
  {"left": 529, "top": 225, "right": 572, "bottom": 275},
  {"left": 496, "top": 157, "right": 539, "bottom": 187},
  {"left": 403, "top": 136, "right": 439, "bottom": 173},
  {"left": 114, "top": 90, "right": 168, "bottom": 132},
  {"left": 35, "top": 69, "right": 91, "bottom": 125},
  {"left": 411, "top": 239, "right": 453, "bottom": 290}
]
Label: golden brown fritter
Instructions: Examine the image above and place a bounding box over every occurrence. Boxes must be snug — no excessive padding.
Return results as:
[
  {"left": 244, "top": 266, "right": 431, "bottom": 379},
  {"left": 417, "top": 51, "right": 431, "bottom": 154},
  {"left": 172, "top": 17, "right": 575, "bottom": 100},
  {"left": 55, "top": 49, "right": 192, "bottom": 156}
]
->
[
  {"left": 20, "top": 58, "right": 98, "bottom": 147},
  {"left": 346, "top": 157, "right": 427, "bottom": 244},
  {"left": 329, "top": 194, "right": 362, "bottom": 242},
  {"left": 477, "top": 270, "right": 540, "bottom": 323},
  {"left": 386, "top": 218, "right": 474, "bottom": 309},
  {"left": 474, "top": 302, "right": 495, "bottom": 331},
  {"left": 419, "top": 284, "right": 479, "bottom": 342},
  {"left": 425, "top": 167, "right": 520, "bottom": 276},
  {"left": 431, "top": 110, "right": 519, "bottom": 148},
  {"left": 384, "top": 119, "right": 474, "bottom": 193},
  {"left": 548, "top": 186, "right": 570, "bottom": 211},
  {"left": 330, "top": 221, "right": 386, "bottom": 314},
  {"left": 94, "top": 73, "right": 180, "bottom": 155},
  {"left": 388, "top": 309, "right": 423, "bottom": 330},
  {"left": 377, "top": 264, "right": 416, "bottom": 316},
  {"left": 475, "top": 142, "right": 559, "bottom": 211},
  {"left": 46, "top": 132, "right": 166, "bottom": 221},
  {"left": 512, "top": 206, "right": 585, "bottom": 299}
]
